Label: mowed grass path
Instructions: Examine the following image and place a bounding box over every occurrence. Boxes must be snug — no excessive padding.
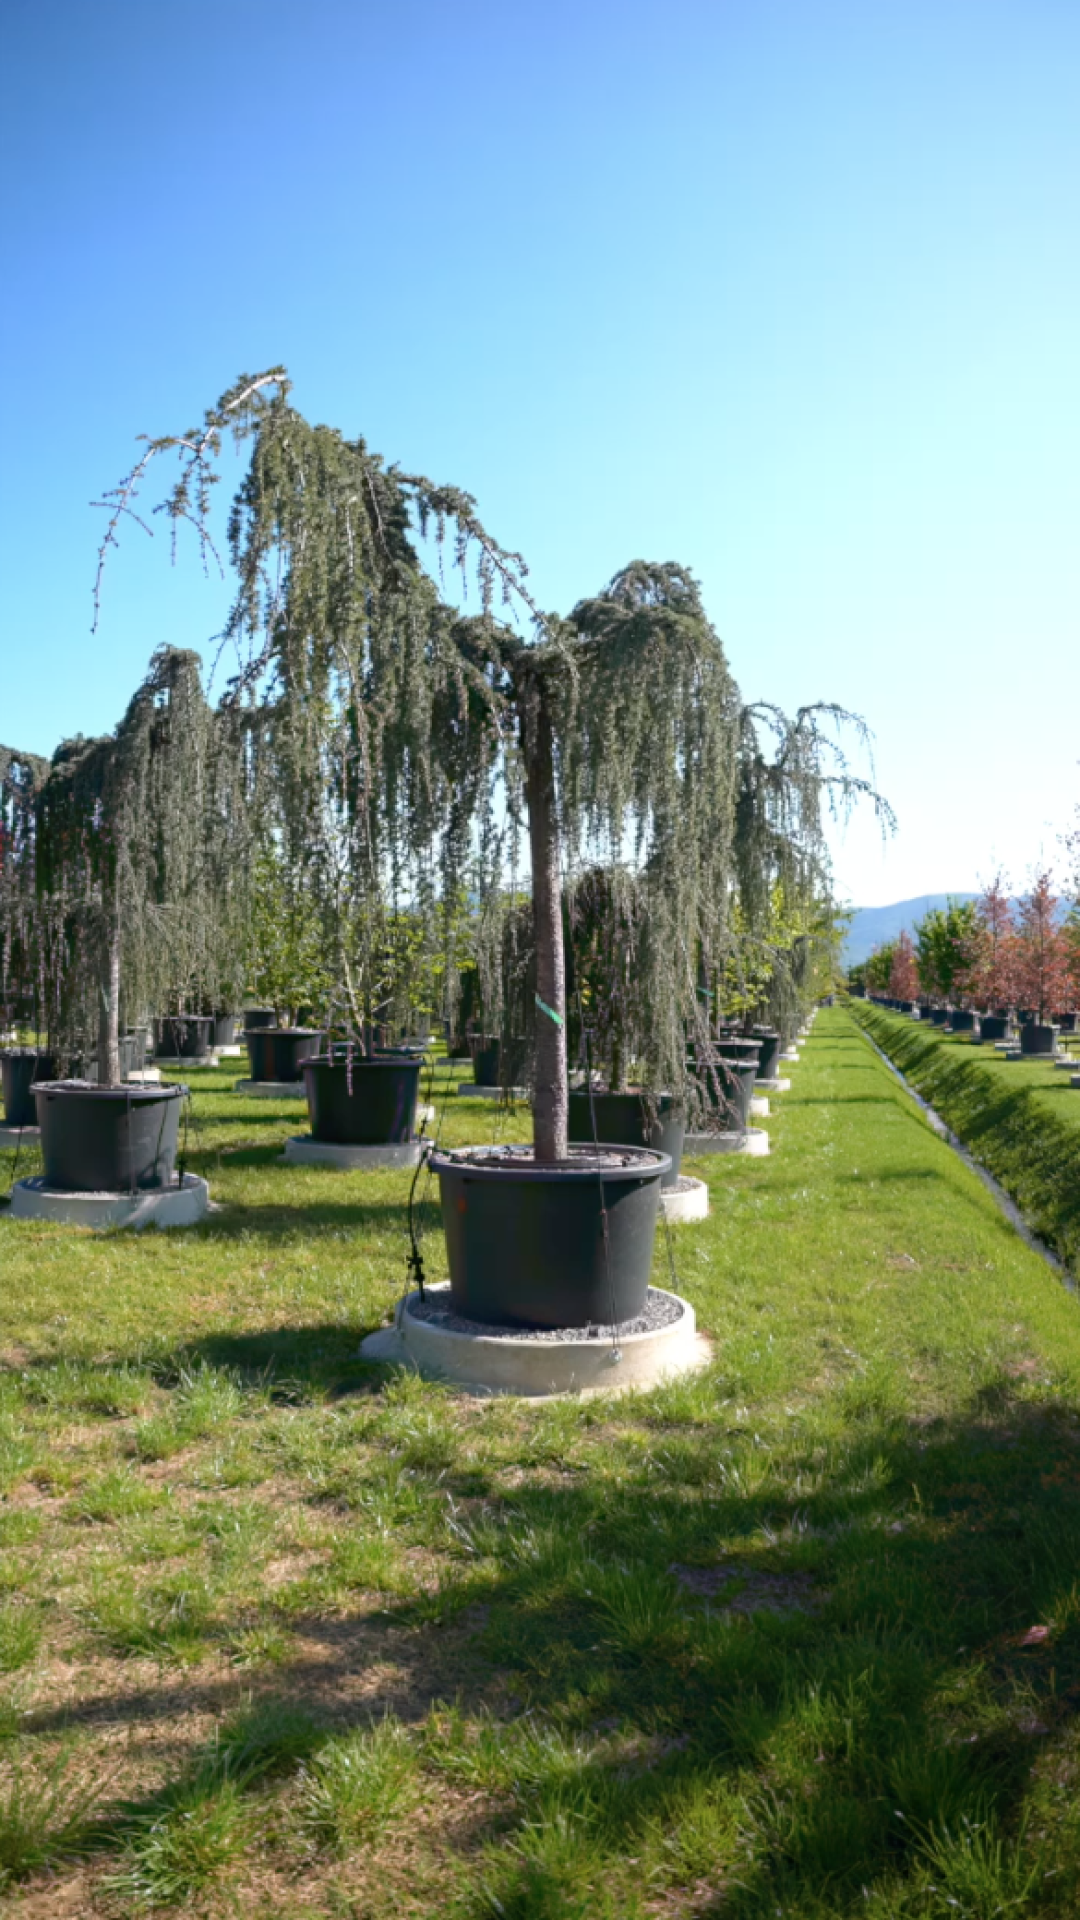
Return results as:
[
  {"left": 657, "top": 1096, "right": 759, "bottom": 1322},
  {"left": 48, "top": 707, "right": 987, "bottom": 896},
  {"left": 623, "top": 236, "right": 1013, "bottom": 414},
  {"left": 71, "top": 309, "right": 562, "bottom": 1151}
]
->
[{"left": 0, "top": 1010, "right": 1079, "bottom": 1916}]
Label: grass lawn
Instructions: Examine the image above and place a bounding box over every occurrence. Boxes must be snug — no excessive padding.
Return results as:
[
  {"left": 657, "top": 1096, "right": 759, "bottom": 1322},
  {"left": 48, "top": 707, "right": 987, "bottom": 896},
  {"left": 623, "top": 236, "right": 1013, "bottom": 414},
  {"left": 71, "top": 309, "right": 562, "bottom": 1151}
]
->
[
  {"left": 1, "top": 1009, "right": 1080, "bottom": 1916},
  {"left": 851, "top": 1004, "right": 1080, "bottom": 1273}
]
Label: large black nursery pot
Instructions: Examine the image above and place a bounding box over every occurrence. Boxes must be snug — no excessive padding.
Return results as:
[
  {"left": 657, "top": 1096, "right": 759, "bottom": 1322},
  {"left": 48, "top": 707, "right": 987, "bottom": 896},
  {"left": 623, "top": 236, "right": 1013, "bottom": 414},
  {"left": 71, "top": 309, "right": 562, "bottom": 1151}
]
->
[
  {"left": 929, "top": 1008, "right": 949, "bottom": 1026},
  {"left": 212, "top": 1013, "right": 239, "bottom": 1048},
  {"left": 431, "top": 1142, "right": 670, "bottom": 1329},
  {"left": 246, "top": 1027, "right": 321, "bottom": 1083},
  {"left": 695, "top": 1054, "right": 757, "bottom": 1128},
  {"left": 1054, "top": 1012, "right": 1078, "bottom": 1033},
  {"left": 980, "top": 1014, "right": 1009, "bottom": 1042},
  {"left": 750, "top": 1030, "right": 782, "bottom": 1080},
  {"left": 567, "top": 1089, "right": 685, "bottom": 1187},
  {"left": 1, "top": 1048, "right": 56, "bottom": 1127},
  {"left": 472, "top": 1036, "right": 528, "bottom": 1088},
  {"left": 155, "top": 1015, "right": 213, "bottom": 1060},
  {"left": 34, "top": 1081, "right": 183, "bottom": 1191},
  {"left": 1020, "top": 1022, "right": 1055, "bottom": 1057},
  {"left": 242, "top": 1008, "right": 277, "bottom": 1031},
  {"left": 949, "top": 1010, "right": 977, "bottom": 1033},
  {"left": 302, "top": 1053, "right": 421, "bottom": 1144}
]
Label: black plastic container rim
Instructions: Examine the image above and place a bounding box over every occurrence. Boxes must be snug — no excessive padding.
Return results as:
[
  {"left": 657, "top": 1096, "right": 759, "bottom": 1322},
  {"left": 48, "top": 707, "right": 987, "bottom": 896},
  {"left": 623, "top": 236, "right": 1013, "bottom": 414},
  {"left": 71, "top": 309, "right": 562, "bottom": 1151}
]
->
[
  {"left": 302, "top": 1053, "right": 422, "bottom": 1072},
  {"left": 33, "top": 1080, "right": 186, "bottom": 1102},
  {"left": 430, "top": 1143, "right": 671, "bottom": 1184},
  {"left": 245, "top": 1026, "right": 321, "bottom": 1038}
]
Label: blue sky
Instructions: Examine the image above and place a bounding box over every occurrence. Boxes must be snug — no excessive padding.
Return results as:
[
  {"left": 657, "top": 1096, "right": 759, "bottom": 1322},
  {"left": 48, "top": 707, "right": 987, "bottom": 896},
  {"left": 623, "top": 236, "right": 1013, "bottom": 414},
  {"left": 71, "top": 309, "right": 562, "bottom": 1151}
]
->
[{"left": 1, "top": 0, "right": 1077, "bottom": 906}]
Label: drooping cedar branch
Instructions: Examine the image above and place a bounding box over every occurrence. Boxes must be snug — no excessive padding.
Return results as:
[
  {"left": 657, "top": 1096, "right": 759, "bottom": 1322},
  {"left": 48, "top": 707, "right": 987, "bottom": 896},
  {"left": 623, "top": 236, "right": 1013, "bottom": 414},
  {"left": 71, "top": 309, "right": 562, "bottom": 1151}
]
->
[{"left": 89, "top": 372, "right": 888, "bottom": 1145}]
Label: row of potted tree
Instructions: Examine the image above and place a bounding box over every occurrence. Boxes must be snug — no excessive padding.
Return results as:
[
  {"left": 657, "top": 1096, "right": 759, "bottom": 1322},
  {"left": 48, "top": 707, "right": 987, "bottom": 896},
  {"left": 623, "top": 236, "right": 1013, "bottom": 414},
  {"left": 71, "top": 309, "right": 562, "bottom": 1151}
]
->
[{"left": 2, "top": 367, "right": 883, "bottom": 1326}]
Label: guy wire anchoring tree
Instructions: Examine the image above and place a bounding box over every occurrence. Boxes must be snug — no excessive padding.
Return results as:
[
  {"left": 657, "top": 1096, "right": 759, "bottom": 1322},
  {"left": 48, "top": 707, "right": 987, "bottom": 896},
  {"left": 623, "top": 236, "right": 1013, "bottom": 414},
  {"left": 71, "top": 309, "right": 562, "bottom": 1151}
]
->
[{"left": 94, "top": 370, "right": 890, "bottom": 1157}]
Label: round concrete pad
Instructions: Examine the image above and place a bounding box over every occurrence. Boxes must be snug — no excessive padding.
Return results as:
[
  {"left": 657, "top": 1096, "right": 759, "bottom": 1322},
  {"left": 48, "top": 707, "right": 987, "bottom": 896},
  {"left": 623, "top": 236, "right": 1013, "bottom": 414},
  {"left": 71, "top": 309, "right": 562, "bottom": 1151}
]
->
[
  {"left": 282, "top": 1136, "right": 420, "bottom": 1169},
  {"left": 684, "top": 1128, "right": 770, "bottom": 1157},
  {"left": 756, "top": 1077, "right": 791, "bottom": 1092},
  {"left": 360, "top": 1283, "right": 709, "bottom": 1397},
  {"left": 125, "top": 1069, "right": 162, "bottom": 1084},
  {"left": 750, "top": 1094, "right": 769, "bottom": 1118},
  {"left": 660, "top": 1175, "right": 709, "bottom": 1222},
  {"left": 234, "top": 1079, "right": 306, "bottom": 1098},
  {"left": 9, "top": 1173, "right": 209, "bottom": 1231},
  {"left": 0, "top": 1125, "right": 40, "bottom": 1149}
]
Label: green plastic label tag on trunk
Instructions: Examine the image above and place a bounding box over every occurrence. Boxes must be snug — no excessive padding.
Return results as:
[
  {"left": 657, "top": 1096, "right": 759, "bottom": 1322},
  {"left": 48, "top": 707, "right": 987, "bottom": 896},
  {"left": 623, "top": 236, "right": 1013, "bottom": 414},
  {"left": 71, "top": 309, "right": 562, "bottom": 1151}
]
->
[{"left": 534, "top": 993, "right": 564, "bottom": 1028}]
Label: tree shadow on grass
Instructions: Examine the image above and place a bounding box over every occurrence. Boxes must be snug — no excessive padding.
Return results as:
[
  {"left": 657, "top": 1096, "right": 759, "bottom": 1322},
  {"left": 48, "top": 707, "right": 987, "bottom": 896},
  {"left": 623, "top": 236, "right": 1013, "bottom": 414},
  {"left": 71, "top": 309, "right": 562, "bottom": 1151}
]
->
[{"left": 21, "top": 1387, "right": 1080, "bottom": 1914}]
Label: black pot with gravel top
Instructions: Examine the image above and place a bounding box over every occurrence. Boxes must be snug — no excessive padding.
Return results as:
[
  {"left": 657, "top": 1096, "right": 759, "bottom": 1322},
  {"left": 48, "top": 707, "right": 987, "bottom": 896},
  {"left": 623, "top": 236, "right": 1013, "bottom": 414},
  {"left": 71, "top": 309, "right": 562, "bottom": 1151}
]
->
[
  {"left": 430, "top": 1143, "right": 669, "bottom": 1329},
  {"left": 1, "top": 1048, "right": 56, "bottom": 1127},
  {"left": 33, "top": 1080, "right": 184, "bottom": 1192},
  {"left": 691, "top": 1052, "right": 757, "bottom": 1129},
  {"left": 750, "top": 1030, "right": 782, "bottom": 1080},
  {"left": 301, "top": 1053, "right": 421, "bottom": 1144},
  {"left": 154, "top": 1015, "right": 214, "bottom": 1060},
  {"left": 472, "top": 1036, "right": 529, "bottom": 1088},
  {"left": 567, "top": 1089, "right": 684, "bottom": 1186},
  {"left": 1020, "top": 1023, "right": 1056, "bottom": 1057},
  {"left": 245, "top": 1027, "right": 322, "bottom": 1083}
]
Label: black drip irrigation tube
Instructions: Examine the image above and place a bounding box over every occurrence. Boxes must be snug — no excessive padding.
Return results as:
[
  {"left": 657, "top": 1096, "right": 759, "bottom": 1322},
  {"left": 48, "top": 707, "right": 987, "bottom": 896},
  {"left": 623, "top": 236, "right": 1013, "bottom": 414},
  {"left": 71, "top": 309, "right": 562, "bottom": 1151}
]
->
[{"left": 857, "top": 1020, "right": 1074, "bottom": 1293}]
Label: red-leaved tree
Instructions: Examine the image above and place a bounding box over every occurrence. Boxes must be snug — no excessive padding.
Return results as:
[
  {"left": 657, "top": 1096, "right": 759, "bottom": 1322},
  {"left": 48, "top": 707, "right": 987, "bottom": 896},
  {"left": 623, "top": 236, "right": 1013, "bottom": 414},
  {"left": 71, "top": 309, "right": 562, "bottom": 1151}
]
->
[
  {"left": 967, "top": 871, "right": 1016, "bottom": 1009},
  {"left": 1013, "top": 869, "right": 1069, "bottom": 1020},
  {"left": 888, "top": 929, "right": 919, "bottom": 1001}
]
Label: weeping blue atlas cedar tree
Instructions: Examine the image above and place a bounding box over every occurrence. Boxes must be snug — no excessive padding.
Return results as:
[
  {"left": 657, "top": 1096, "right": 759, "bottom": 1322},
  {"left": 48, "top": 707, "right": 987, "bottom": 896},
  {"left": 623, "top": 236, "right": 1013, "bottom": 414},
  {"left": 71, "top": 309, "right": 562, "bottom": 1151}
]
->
[{"left": 4, "top": 368, "right": 890, "bottom": 1132}]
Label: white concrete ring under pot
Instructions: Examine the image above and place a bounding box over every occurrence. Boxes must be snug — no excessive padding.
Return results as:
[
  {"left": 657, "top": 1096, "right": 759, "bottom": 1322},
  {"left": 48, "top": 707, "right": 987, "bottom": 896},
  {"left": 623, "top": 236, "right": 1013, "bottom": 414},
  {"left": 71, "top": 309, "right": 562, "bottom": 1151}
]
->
[
  {"left": 660, "top": 1175, "right": 709, "bottom": 1222},
  {"left": 417, "top": 1104, "right": 437, "bottom": 1123},
  {"left": 750, "top": 1094, "right": 769, "bottom": 1118},
  {"left": 282, "top": 1136, "right": 421, "bottom": 1169},
  {"left": 756, "top": 1077, "right": 791, "bottom": 1093},
  {"left": 9, "top": 1173, "right": 209, "bottom": 1230},
  {"left": 780, "top": 1047, "right": 799, "bottom": 1062},
  {"left": 0, "top": 1124, "right": 40, "bottom": 1149},
  {"left": 360, "top": 1282, "right": 709, "bottom": 1397},
  {"left": 234, "top": 1079, "right": 306, "bottom": 1098},
  {"left": 125, "top": 1068, "right": 162, "bottom": 1085},
  {"left": 683, "top": 1127, "right": 770, "bottom": 1157}
]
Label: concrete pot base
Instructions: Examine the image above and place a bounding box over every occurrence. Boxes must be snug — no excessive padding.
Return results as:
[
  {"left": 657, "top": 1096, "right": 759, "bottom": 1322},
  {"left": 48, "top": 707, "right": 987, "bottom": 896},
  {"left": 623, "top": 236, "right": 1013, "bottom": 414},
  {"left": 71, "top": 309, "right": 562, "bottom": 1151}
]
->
[
  {"left": 660, "top": 1175, "right": 709, "bottom": 1222},
  {"left": 154, "top": 1053, "right": 220, "bottom": 1069},
  {"left": 125, "top": 1068, "right": 162, "bottom": 1085},
  {"left": 750, "top": 1094, "right": 770, "bottom": 1118},
  {"left": 234, "top": 1079, "right": 306, "bottom": 1098},
  {"left": 9, "top": 1172, "right": 209, "bottom": 1231},
  {"left": 282, "top": 1136, "right": 421, "bottom": 1170},
  {"left": 216, "top": 1045, "right": 245, "bottom": 1057},
  {"left": 0, "top": 1124, "right": 39, "bottom": 1149},
  {"left": 780, "top": 1047, "right": 799, "bottom": 1062},
  {"left": 684, "top": 1127, "right": 770, "bottom": 1157},
  {"left": 756, "top": 1077, "right": 791, "bottom": 1093},
  {"left": 456, "top": 1084, "right": 528, "bottom": 1100},
  {"left": 360, "top": 1282, "right": 709, "bottom": 1398},
  {"left": 418, "top": 1104, "right": 436, "bottom": 1124}
]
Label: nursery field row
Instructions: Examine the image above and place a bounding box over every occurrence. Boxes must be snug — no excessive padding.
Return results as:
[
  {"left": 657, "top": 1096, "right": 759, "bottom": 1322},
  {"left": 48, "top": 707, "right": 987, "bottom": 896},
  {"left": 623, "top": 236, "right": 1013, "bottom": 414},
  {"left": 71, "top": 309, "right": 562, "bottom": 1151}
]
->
[
  {"left": 0, "top": 1011, "right": 1079, "bottom": 1914},
  {"left": 851, "top": 1002, "right": 1080, "bottom": 1276}
]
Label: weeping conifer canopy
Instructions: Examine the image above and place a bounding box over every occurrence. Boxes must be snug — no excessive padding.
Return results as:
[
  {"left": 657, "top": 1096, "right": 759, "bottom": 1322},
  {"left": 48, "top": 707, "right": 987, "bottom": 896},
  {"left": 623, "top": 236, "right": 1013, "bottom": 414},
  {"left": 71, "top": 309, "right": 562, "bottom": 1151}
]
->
[
  {"left": 26, "top": 648, "right": 252, "bottom": 1067},
  {"left": 93, "top": 369, "right": 888, "bottom": 1136}
]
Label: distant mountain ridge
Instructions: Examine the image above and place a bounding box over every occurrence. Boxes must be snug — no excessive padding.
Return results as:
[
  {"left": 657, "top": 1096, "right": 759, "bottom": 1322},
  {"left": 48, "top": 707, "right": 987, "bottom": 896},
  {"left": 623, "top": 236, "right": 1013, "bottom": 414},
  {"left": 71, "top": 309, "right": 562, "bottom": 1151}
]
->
[{"left": 842, "top": 894, "right": 978, "bottom": 967}]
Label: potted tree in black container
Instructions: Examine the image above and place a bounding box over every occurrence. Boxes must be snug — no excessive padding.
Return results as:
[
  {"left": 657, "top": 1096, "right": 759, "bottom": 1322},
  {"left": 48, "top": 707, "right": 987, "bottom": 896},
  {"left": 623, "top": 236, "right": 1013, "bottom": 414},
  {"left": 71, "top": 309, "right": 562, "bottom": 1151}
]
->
[
  {"left": 101, "top": 372, "right": 887, "bottom": 1320},
  {"left": 22, "top": 649, "right": 247, "bottom": 1198}
]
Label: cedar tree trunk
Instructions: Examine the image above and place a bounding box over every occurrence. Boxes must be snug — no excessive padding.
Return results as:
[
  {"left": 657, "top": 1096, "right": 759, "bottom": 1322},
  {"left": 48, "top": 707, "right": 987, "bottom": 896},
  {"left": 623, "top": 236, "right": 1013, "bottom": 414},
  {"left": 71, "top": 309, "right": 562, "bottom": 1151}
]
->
[
  {"left": 98, "top": 909, "right": 121, "bottom": 1086},
  {"left": 521, "top": 666, "right": 568, "bottom": 1162}
]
